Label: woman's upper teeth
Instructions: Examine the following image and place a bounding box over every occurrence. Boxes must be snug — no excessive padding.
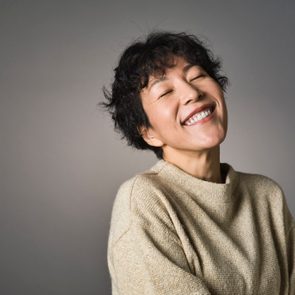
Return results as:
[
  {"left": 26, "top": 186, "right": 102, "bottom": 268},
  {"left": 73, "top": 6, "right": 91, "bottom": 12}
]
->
[{"left": 184, "top": 108, "right": 212, "bottom": 125}]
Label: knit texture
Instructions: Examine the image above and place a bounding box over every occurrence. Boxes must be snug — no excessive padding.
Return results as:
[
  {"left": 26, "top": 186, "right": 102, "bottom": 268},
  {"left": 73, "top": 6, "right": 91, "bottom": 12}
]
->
[{"left": 107, "top": 161, "right": 295, "bottom": 294}]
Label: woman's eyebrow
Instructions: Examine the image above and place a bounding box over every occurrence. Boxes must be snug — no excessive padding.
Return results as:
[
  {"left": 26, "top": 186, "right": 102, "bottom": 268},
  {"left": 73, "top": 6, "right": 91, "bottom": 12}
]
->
[
  {"left": 183, "top": 63, "right": 195, "bottom": 74},
  {"left": 148, "top": 63, "right": 195, "bottom": 91},
  {"left": 148, "top": 76, "right": 167, "bottom": 90}
]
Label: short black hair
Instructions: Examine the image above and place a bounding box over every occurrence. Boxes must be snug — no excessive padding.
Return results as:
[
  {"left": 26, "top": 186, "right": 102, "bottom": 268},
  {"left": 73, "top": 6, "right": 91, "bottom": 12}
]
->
[{"left": 102, "top": 31, "right": 229, "bottom": 159}]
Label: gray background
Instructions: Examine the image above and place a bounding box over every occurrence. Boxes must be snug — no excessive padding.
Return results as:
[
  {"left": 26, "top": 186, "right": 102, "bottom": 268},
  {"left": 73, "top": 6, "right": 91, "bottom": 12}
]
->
[{"left": 1, "top": 0, "right": 294, "bottom": 294}]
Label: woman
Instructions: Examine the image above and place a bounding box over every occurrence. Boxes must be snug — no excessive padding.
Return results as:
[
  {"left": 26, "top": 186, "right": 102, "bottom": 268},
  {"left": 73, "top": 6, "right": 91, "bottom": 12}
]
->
[{"left": 103, "top": 31, "right": 295, "bottom": 294}]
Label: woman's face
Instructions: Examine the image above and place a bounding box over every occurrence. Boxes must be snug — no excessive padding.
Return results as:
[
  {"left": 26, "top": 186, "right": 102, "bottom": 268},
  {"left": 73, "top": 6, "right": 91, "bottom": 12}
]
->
[{"left": 140, "top": 56, "right": 228, "bottom": 159}]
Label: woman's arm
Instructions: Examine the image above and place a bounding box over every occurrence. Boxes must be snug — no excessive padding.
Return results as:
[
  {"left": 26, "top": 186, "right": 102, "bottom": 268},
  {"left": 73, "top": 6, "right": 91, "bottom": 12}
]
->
[
  {"left": 107, "top": 177, "right": 211, "bottom": 295},
  {"left": 288, "top": 224, "right": 295, "bottom": 295}
]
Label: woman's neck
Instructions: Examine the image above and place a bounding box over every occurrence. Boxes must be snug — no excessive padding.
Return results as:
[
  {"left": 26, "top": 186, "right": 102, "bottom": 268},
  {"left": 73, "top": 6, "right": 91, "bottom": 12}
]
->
[{"left": 163, "top": 145, "right": 223, "bottom": 183}]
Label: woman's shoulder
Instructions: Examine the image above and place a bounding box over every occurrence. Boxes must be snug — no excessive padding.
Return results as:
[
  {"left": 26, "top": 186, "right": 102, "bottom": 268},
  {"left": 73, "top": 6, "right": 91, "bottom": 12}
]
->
[
  {"left": 236, "top": 168, "right": 284, "bottom": 193},
  {"left": 108, "top": 161, "right": 171, "bottom": 248},
  {"left": 114, "top": 160, "right": 169, "bottom": 210},
  {"left": 235, "top": 166, "right": 294, "bottom": 232},
  {"left": 234, "top": 167, "right": 287, "bottom": 209},
  {"left": 117, "top": 159, "right": 166, "bottom": 193}
]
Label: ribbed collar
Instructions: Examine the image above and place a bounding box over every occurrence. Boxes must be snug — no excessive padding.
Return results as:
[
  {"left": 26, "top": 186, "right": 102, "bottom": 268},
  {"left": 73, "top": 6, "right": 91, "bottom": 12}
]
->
[{"left": 150, "top": 160, "right": 239, "bottom": 203}]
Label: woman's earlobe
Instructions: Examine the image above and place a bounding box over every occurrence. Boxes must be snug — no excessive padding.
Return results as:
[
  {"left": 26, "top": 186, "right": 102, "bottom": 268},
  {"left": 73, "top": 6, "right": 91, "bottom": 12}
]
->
[{"left": 139, "top": 126, "right": 164, "bottom": 147}]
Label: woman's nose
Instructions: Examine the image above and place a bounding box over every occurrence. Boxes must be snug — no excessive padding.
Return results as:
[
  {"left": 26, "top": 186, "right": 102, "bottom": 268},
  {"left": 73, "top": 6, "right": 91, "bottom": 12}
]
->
[{"left": 179, "top": 81, "right": 202, "bottom": 105}]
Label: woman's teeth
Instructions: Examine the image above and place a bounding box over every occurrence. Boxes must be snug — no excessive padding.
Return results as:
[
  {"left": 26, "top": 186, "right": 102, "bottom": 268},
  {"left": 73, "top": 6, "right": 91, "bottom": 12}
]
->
[{"left": 184, "top": 108, "right": 212, "bottom": 126}]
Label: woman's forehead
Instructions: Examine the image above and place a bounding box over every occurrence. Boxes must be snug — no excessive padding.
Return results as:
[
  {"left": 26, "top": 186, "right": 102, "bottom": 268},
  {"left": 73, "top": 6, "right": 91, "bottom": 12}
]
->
[{"left": 146, "top": 57, "right": 202, "bottom": 85}]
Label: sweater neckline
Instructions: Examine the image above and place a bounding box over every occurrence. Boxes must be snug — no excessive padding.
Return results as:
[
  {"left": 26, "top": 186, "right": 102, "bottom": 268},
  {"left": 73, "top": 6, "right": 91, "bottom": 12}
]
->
[{"left": 150, "top": 160, "right": 239, "bottom": 202}]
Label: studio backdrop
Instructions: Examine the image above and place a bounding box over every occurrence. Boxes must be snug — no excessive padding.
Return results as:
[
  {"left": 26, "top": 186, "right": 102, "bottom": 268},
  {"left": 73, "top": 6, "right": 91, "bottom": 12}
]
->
[{"left": 1, "top": 0, "right": 294, "bottom": 294}]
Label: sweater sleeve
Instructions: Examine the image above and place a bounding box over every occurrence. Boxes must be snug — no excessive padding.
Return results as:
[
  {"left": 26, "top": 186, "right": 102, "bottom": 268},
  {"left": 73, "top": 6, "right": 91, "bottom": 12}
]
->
[
  {"left": 288, "top": 224, "right": 295, "bottom": 294},
  {"left": 108, "top": 177, "right": 211, "bottom": 295}
]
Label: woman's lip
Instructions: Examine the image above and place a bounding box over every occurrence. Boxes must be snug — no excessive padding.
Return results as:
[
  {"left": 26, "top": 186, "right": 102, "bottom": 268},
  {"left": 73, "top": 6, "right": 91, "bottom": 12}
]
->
[
  {"left": 185, "top": 107, "right": 215, "bottom": 126},
  {"left": 181, "top": 103, "right": 216, "bottom": 125}
]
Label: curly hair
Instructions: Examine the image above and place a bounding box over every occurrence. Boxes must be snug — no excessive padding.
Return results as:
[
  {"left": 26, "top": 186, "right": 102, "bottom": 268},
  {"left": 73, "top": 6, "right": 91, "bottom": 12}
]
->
[{"left": 102, "top": 31, "right": 229, "bottom": 159}]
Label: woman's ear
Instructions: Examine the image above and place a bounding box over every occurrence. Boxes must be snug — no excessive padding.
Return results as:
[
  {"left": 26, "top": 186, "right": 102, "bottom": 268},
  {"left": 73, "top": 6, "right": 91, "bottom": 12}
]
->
[{"left": 139, "top": 126, "right": 164, "bottom": 147}]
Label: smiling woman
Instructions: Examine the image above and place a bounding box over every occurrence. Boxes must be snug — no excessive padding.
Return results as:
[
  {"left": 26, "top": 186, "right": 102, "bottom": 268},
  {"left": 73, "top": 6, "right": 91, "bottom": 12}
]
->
[
  {"left": 102, "top": 31, "right": 295, "bottom": 295},
  {"left": 140, "top": 56, "right": 227, "bottom": 180}
]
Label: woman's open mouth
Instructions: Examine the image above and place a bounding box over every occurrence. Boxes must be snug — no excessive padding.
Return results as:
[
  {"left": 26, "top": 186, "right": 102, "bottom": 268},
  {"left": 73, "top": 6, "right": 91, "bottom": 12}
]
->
[{"left": 183, "top": 104, "right": 216, "bottom": 126}]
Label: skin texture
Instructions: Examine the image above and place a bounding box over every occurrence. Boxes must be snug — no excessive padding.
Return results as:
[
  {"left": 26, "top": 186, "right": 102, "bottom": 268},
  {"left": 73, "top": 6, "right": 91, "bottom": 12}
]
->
[{"left": 140, "top": 56, "right": 228, "bottom": 183}]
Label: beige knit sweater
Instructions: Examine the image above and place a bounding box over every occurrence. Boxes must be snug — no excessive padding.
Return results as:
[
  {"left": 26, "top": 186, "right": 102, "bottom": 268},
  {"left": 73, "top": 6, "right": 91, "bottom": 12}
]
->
[{"left": 107, "top": 160, "right": 295, "bottom": 294}]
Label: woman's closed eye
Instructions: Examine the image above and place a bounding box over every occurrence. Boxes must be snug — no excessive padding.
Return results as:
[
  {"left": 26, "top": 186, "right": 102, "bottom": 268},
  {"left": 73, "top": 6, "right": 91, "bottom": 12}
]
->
[
  {"left": 190, "top": 74, "right": 206, "bottom": 82},
  {"left": 158, "top": 89, "right": 173, "bottom": 99}
]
